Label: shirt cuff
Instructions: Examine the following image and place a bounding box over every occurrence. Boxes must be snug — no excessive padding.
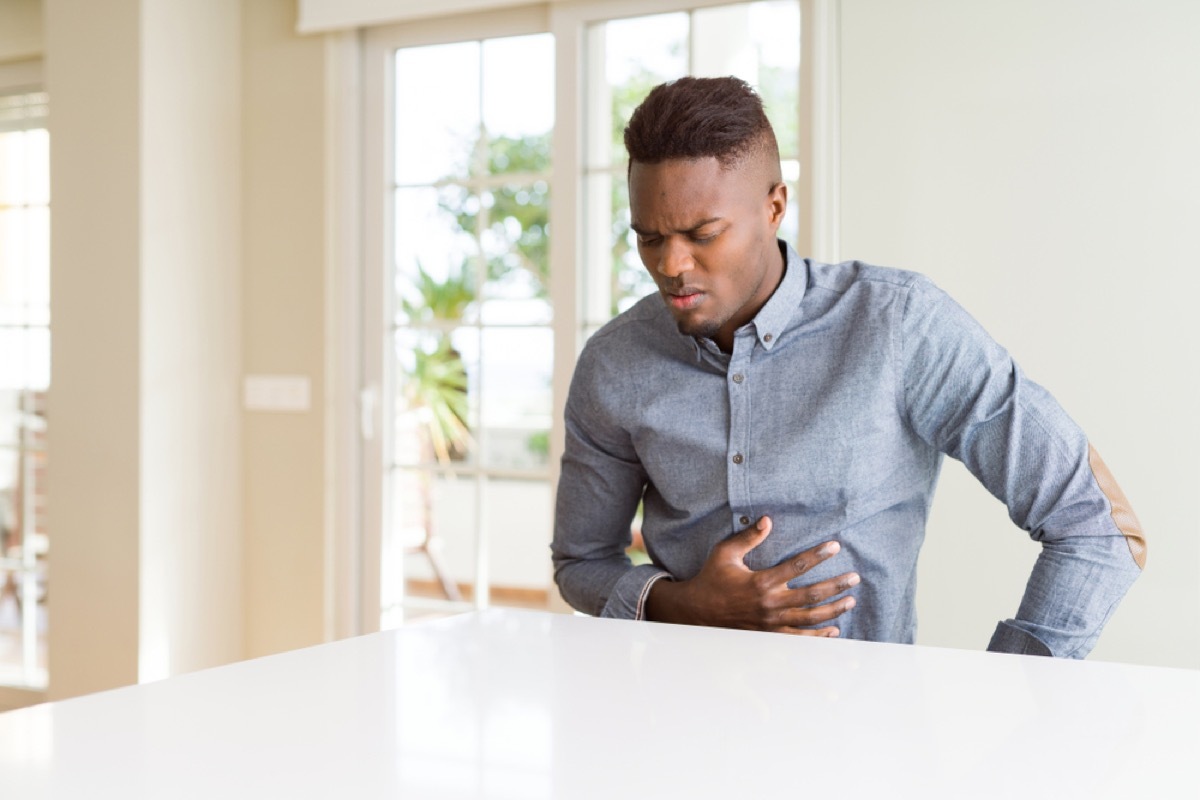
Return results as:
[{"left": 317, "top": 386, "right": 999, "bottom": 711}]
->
[
  {"left": 599, "top": 565, "right": 673, "bottom": 620},
  {"left": 987, "top": 619, "right": 1053, "bottom": 656}
]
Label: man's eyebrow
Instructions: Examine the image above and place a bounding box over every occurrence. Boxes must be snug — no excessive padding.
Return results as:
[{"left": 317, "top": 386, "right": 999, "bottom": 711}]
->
[{"left": 630, "top": 217, "right": 724, "bottom": 236}]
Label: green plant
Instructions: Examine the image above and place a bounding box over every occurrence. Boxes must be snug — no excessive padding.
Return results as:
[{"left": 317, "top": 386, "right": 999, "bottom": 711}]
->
[
  {"left": 400, "top": 260, "right": 474, "bottom": 323},
  {"left": 439, "top": 131, "right": 552, "bottom": 295},
  {"left": 404, "top": 336, "right": 471, "bottom": 464},
  {"left": 400, "top": 262, "right": 474, "bottom": 464}
]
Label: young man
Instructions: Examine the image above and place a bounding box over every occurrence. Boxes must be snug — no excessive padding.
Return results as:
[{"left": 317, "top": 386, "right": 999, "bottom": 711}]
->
[{"left": 551, "top": 76, "right": 1144, "bottom": 657}]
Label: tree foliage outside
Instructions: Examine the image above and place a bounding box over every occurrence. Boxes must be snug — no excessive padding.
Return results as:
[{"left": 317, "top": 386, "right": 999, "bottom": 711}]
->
[{"left": 440, "top": 131, "right": 551, "bottom": 296}]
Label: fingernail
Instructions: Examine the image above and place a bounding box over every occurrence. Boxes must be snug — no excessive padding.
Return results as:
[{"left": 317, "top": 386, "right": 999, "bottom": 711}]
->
[
  {"left": 757, "top": 517, "right": 768, "bottom": 530},
  {"left": 844, "top": 597, "right": 856, "bottom": 610},
  {"left": 827, "top": 628, "right": 840, "bottom": 638},
  {"left": 847, "top": 573, "right": 860, "bottom": 586},
  {"left": 823, "top": 542, "right": 840, "bottom": 555}
]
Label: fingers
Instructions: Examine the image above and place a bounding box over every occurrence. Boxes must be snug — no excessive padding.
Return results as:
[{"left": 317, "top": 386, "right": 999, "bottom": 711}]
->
[
  {"left": 762, "top": 539, "right": 843, "bottom": 584},
  {"left": 722, "top": 515, "right": 773, "bottom": 559},
  {"left": 792, "top": 571, "right": 861, "bottom": 607},
  {"left": 777, "top": 588, "right": 857, "bottom": 629},
  {"left": 780, "top": 626, "right": 841, "bottom": 638}
]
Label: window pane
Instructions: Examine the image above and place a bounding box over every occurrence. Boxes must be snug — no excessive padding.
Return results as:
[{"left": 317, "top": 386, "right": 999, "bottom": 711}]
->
[
  {"left": 385, "top": 468, "right": 478, "bottom": 610},
  {"left": 479, "top": 326, "right": 552, "bottom": 471},
  {"left": 581, "top": 169, "right": 657, "bottom": 329},
  {"left": 609, "top": 177, "right": 656, "bottom": 315},
  {"left": 395, "top": 42, "right": 481, "bottom": 185},
  {"left": 479, "top": 181, "right": 551, "bottom": 323},
  {"left": 749, "top": 1, "right": 801, "bottom": 157},
  {"left": 0, "top": 208, "right": 50, "bottom": 327},
  {"left": 0, "top": 328, "right": 49, "bottom": 392},
  {"left": 485, "top": 477, "right": 552, "bottom": 590},
  {"left": 0, "top": 391, "right": 48, "bottom": 687},
  {"left": 780, "top": 160, "right": 801, "bottom": 251},
  {"left": 394, "top": 187, "right": 479, "bottom": 326},
  {"left": 0, "top": 393, "right": 17, "bottom": 447},
  {"left": 481, "top": 34, "right": 554, "bottom": 162},
  {"left": 393, "top": 327, "right": 479, "bottom": 468},
  {"left": 690, "top": 3, "right": 801, "bottom": 156},
  {"left": 600, "top": 13, "right": 689, "bottom": 161},
  {"left": 0, "top": 132, "right": 25, "bottom": 205}
]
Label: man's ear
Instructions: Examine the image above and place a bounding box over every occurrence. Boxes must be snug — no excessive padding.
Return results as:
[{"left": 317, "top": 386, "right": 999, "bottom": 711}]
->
[{"left": 765, "top": 181, "right": 788, "bottom": 231}]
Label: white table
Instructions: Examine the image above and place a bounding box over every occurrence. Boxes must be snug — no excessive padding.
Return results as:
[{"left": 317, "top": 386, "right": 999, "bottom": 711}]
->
[{"left": 1, "top": 609, "right": 1196, "bottom": 798}]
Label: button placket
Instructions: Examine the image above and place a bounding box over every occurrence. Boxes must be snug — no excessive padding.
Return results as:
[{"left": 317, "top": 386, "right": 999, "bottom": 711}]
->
[{"left": 726, "top": 338, "right": 754, "bottom": 534}]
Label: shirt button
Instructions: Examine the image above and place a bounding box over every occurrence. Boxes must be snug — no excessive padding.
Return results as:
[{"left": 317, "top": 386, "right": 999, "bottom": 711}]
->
[
  {"left": 732, "top": 373, "right": 744, "bottom": 384},
  {"left": 739, "top": 515, "right": 750, "bottom": 526},
  {"left": 732, "top": 453, "right": 744, "bottom": 465},
  {"left": 763, "top": 333, "right": 774, "bottom": 343}
]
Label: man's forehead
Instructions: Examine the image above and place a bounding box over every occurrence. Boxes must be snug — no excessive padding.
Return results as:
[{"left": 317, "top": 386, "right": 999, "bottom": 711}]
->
[{"left": 629, "top": 157, "right": 756, "bottom": 212}]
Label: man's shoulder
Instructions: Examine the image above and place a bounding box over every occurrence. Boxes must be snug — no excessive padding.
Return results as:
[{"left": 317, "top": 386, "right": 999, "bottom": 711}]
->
[
  {"left": 568, "top": 293, "right": 677, "bottom": 410},
  {"left": 584, "top": 292, "right": 675, "bottom": 352},
  {"left": 806, "top": 259, "right": 930, "bottom": 297}
]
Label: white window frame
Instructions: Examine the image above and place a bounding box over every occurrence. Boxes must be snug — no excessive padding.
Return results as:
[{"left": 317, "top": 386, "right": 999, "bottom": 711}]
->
[{"left": 355, "top": 0, "right": 839, "bottom": 629}]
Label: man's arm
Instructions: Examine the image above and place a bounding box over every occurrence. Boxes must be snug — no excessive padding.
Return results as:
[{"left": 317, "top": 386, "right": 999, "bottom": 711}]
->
[
  {"left": 899, "top": 277, "right": 1144, "bottom": 658},
  {"left": 552, "top": 391, "right": 661, "bottom": 618},
  {"left": 551, "top": 339, "right": 666, "bottom": 618}
]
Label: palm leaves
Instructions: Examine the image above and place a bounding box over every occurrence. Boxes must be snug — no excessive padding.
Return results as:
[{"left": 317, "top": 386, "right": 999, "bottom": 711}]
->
[{"left": 400, "top": 262, "right": 474, "bottom": 464}]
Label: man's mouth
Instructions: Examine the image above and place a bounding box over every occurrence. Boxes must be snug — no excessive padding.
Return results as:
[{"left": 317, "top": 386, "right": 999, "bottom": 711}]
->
[{"left": 665, "top": 287, "right": 705, "bottom": 310}]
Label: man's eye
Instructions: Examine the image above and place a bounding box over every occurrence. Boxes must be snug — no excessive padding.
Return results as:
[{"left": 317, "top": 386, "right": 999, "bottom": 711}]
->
[
  {"left": 637, "top": 235, "right": 661, "bottom": 247},
  {"left": 691, "top": 231, "right": 718, "bottom": 244}
]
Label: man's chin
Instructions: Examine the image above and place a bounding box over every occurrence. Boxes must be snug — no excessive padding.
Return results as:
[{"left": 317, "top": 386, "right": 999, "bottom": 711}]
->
[{"left": 674, "top": 316, "right": 720, "bottom": 341}]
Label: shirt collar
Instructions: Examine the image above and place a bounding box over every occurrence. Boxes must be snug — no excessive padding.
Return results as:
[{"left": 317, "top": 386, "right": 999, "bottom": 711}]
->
[
  {"left": 750, "top": 240, "right": 808, "bottom": 351},
  {"left": 681, "top": 240, "right": 808, "bottom": 358}
]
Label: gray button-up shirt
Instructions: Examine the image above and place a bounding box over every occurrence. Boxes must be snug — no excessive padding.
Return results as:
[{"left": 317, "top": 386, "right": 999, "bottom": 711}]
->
[{"left": 552, "top": 242, "right": 1144, "bottom": 657}]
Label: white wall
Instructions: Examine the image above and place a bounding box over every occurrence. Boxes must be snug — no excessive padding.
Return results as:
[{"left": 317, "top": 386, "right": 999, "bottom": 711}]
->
[
  {"left": 139, "top": 0, "right": 243, "bottom": 682},
  {"left": 839, "top": 0, "right": 1200, "bottom": 668}
]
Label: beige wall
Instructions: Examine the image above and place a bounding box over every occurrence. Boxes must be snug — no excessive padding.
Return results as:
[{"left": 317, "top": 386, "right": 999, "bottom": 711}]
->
[
  {"left": 840, "top": 0, "right": 1200, "bottom": 668},
  {"left": 46, "top": 0, "right": 144, "bottom": 699},
  {"left": 240, "top": 0, "right": 330, "bottom": 659},
  {"left": 0, "top": 0, "right": 43, "bottom": 62},
  {"left": 45, "top": 0, "right": 245, "bottom": 699}
]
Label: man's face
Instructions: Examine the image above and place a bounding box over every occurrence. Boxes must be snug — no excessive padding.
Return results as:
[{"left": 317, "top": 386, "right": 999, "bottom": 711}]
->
[{"left": 629, "top": 156, "right": 787, "bottom": 351}]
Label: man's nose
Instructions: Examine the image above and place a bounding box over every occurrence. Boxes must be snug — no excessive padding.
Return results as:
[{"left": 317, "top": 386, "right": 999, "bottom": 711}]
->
[{"left": 658, "top": 238, "right": 694, "bottom": 278}]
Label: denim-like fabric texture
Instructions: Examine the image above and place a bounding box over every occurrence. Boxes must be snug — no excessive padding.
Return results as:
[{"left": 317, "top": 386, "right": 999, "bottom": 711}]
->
[{"left": 552, "top": 242, "right": 1141, "bottom": 657}]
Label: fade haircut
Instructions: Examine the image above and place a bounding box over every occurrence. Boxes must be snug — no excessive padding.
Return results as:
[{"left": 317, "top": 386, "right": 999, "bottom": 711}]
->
[{"left": 623, "top": 76, "right": 779, "bottom": 172}]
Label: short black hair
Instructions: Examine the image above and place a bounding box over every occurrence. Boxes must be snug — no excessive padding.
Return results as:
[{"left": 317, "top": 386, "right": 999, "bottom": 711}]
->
[{"left": 623, "top": 76, "right": 779, "bottom": 170}]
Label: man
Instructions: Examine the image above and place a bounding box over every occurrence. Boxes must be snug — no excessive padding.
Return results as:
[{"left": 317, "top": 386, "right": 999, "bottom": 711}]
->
[{"left": 551, "top": 76, "right": 1144, "bottom": 657}]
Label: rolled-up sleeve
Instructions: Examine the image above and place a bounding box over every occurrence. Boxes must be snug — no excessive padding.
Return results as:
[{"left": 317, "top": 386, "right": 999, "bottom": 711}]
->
[
  {"left": 898, "top": 277, "right": 1144, "bottom": 658},
  {"left": 552, "top": 337, "right": 668, "bottom": 618}
]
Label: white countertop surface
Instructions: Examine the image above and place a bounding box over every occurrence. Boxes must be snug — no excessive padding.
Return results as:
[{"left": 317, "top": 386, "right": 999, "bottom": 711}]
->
[{"left": 1, "top": 609, "right": 1196, "bottom": 798}]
